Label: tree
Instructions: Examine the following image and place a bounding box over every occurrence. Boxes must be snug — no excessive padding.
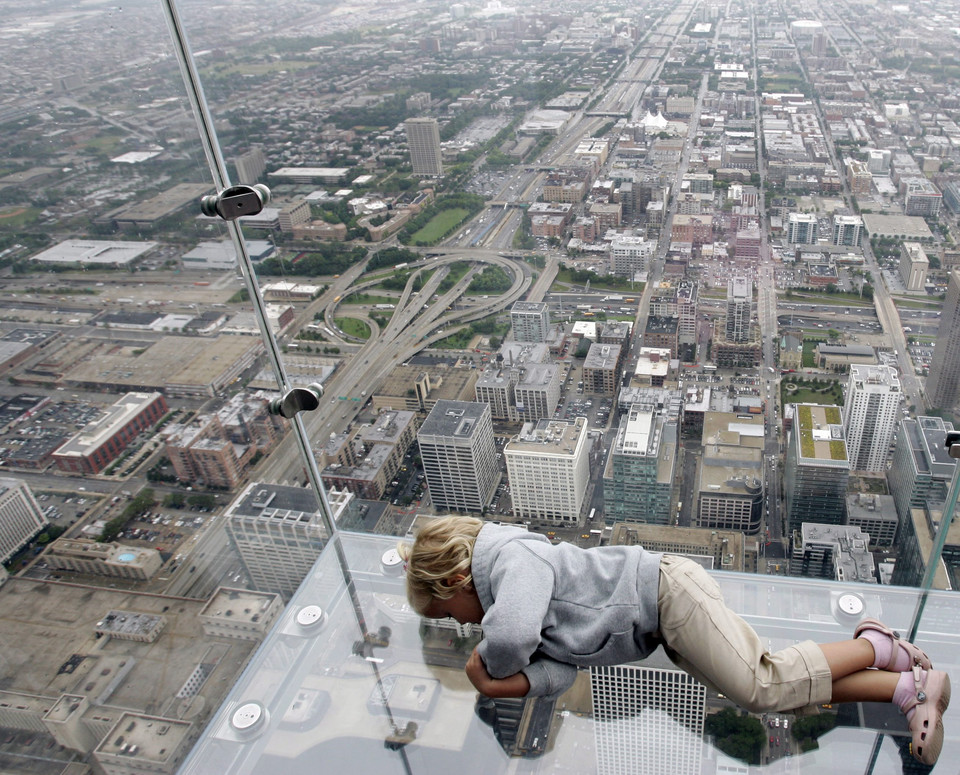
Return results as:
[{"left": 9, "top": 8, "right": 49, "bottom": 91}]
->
[
  {"left": 791, "top": 713, "right": 837, "bottom": 752},
  {"left": 164, "top": 492, "right": 186, "bottom": 509},
  {"left": 187, "top": 494, "right": 216, "bottom": 510},
  {"left": 704, "top": 708, "right": 765, "bottom": 765},
  {"left": 36, "top": 525, "right": 65, "bottom": 545}
]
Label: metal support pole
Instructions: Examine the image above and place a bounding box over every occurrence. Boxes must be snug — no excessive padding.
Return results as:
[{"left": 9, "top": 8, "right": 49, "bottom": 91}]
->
[
  {"left": 160, "top": 2, "right": 416, "bottom": 765},
  {"left": 159, "top": 0, "right": 339, "bottom": 539},
  {"left": 907, "top": 450, "right": 960, "bottom": 643}
]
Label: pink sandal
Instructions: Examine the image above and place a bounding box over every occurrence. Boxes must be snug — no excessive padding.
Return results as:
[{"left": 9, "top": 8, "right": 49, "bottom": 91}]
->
[
  {"left": 854, "top": 618, "right": 933, "bottom": 671},
  {"left": 903, "top": 667, "right": 951, "bottom": 766}
]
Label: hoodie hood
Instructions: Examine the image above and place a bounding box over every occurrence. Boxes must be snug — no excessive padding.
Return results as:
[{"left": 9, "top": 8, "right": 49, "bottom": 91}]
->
[{"left": 472, "top": 522, "right": 549, "bottom": 612}]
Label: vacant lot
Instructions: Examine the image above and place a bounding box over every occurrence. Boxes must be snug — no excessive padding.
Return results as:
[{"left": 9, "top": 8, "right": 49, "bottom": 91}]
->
[{"left": 409, "top": 208, "right": 470, "bottom": 244}]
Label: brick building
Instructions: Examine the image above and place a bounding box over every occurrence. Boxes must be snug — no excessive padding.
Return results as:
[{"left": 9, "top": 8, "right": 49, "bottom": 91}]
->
[{"left": 53, "top": 393, "right": 168, "bottom": 475}]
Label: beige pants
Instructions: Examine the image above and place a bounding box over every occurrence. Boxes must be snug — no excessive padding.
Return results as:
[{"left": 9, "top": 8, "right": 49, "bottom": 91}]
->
[{"left": 656, "top": 554, "right": 833, "bottom": 713}]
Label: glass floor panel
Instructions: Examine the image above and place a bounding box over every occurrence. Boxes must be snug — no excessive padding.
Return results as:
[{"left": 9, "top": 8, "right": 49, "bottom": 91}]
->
[{"left": 181, "top": 532, "right": 959, "bottom": 774}]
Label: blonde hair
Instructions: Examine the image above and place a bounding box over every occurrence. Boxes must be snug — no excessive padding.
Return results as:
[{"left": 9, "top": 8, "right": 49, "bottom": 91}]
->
[{"left": 397, "top": 515, "right": 483, "bottom": 615}]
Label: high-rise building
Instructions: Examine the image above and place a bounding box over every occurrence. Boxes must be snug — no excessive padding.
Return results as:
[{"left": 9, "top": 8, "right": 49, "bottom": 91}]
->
[
  {"left": 845, "top": 159, "right": 873, "bottom": 195},
  {"left": 899, "top": 242, "right": 929, "bottom": 291},
  {"left": 504, "top": 418, "right": 590, "bottom": 524},
  {"left": 591, "top": 664, "right": 706, "bottom": 775},
  {"left": 891, "top": 501, "right": 960, "bottom": 588},
  {"left": 607, "top": 404, "right": 677, "bottom": 525},
  {"left": 648, "top": 280, "right": 698, "bottom": 347},
  {"left": 510, "top": 301, "right": 550, "bottom": 343},
  {"left": 513, "top": 364, "right": 561, "bottom": 422},
  {"left": 609, "top": 522, "right": 749, "bottom": 572},
  {"left": 278, "top": 199, "right": 310, "bottom": 232},
  {"left": 903, "top": 177, "right": 942, "bottom": 217},
  {"left": 681, "top": 172, "right": 713, "bottom": 194},
  {"left": 866, "top": 148, "right": 892, "bottom": 173},
  {"left": 225, "top": 482, "right": 354, "bottom": 599},
  {"left": 0, "top": 478, "right": 47, "bottom": 564},
  {"left": 785, "top": 212, "right": 818, "bottom": 244},
  {"left": 926, "top": 271, "right": 960, "bottom": 410},
  {"left": 842, "top": 364, "right": 901, "bottom": 473},
  {"left": 600, "top": 321, "right": 631, "bottom": 377},
  {"left": 784, "top": 404, "right": 850, "bottom": 533},
  {"left": 790, "top": 523, "right": 876, "bottom": 582},
  {"left": 733, "top": 224, "right": 761, "bottom": 263},
  {"left": 418, "top": 400, "right": 498, "bottom": 513},
  {"left": 642, "top": 316, "right": 679, "bottom": 359},
  {"left": 812, "top": 30, "right": 827, "bottom": 55},
  {"left": 404, "top": 117, "right": 443, "bottom": 176},
  {"left": 888, "top": 416, "right": 956, "bottom": 523},
  {"left": 833, "top": 215, "right": 863, "bottom": 247},
  {"left": 583, "top": 343, "right": 622, "bottom": 395},
  {"left": 233, "top": 147, "right": 266, "bottom": 184},
  {"left": 475, "top": 343, "right": 558, "bottom": 422},
  {"left": 696, "top": 412, "right": 764, "bottom": 534},
  {"left": 725, "top": 277, "right": 752, "bottom": 343},
  {"left": 845, "top": 493, "right": 899, "bottom": 548},
  {"left": 609, "top": 236, "right": 656, "bottom": 278}
]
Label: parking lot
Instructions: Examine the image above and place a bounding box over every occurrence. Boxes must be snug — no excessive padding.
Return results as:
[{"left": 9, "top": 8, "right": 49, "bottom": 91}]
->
[
  {"left": 35, "top": 491, "right": 93, "bottom": 525},
  {"left": 0, "top": 395, "right": 102, "bottom": 469},
  {"left": 908, "top": 344, "right": 934, "bottom": 376}
]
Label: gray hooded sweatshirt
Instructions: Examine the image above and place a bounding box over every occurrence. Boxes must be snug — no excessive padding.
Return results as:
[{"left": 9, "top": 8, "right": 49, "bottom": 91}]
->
[{"left": 471, "top": 523, "right": 662, "bottom": 698}]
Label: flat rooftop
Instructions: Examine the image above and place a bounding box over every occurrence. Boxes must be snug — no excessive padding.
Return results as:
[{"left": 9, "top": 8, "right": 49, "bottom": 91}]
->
[
  {"left": 615, "top": 405, "right": 672, "bottom": 457},
  {"left": 55, "top": 392, "right": 162, "bottom": 458},
  {"left": 506, "top": 417, "right": 586, "bottom": 454},
  {"left": 795, "top": 404, "right": 848, "bottom": 463},
  {"left": 861, "top": 213, "right": 934, "bottom": 240},
  {"left": 29, "top": 239, "right": 158, "bottom": 266},
  {"left": 63, "top": 335, "right": 262, "bottom": 392},
  {"left": 0, "top": 577, "right": 255, "bottom": 730},
  {"left": 359, "top": 410, "right": 417, "bottom": 446},
  {"left": 200, "top": 588, "right": 281, "bottom": 626},
  {"left": 95, "top": 610, "right": 165, "bottom": 639},
  {"left": 583, "top": 343, "right": 620, "bottom": 370},
  {"left": 95, "top": 712, "right": 191, "bottom": 763},
  {"left": 511, "top": 301, "right": 548, "bottom": 313},
  {"left": 226, "top": 482, "right": 353, "bottom": 528},
  {"left": 702, "top": 411, "right": 765, "bottom": 450},
  {"left": 419, "top": 400, "right": 488, "bottom": 438}
]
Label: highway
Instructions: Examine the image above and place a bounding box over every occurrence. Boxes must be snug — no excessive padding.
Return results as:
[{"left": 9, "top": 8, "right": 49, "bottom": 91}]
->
[
  {"left": 791, "top": 13, "right": 925, "bottom": 413},
  {"left": 250, "top": 252, "right": 531, "bottom": 487}
]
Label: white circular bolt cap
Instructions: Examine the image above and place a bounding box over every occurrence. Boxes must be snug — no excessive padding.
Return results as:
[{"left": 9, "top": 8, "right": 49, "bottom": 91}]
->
[
  {"left": 296, "top": 605, "right": 325, "bottom": 627},
  {"left": 837, "top": 593, "right": 865, "bottom": 617},
  {"left": 232, "top": 702, "right": 264, "bottom": 732}
]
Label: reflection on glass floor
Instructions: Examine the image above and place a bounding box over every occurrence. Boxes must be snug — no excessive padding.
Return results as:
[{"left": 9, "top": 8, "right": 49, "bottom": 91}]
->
[{"left": 180, "top": 532, "right": 958, "bottom": 774}]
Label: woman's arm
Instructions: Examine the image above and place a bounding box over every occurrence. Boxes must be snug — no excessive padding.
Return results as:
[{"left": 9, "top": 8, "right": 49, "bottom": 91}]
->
[{"left": 465, "top": 647, "right": 530, "bottom": 698}]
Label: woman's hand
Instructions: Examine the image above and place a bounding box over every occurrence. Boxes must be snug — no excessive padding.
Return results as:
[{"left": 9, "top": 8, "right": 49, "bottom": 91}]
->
[{"left": 465, "top": 647, "right": 530, "bottom": 698}]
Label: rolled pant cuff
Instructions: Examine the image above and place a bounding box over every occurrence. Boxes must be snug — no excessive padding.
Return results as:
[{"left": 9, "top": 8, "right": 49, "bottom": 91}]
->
[{"left": 792, "top": 639, "right": 834, "bottom": 711}]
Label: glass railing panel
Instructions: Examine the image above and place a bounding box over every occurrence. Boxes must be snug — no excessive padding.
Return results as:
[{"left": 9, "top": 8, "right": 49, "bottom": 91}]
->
[
  {"left": 0, "top": 3, "right": 337, "bottom": 773},
  {"left": 2, "top": 0, "right": 959, "bottom": 771}
]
